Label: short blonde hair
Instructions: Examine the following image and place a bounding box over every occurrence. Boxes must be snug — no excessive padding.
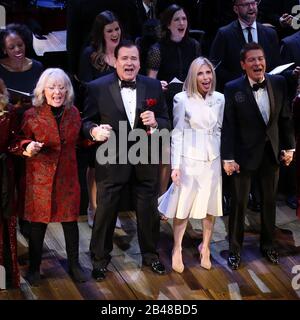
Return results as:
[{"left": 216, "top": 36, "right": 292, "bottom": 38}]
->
[
  {"left": 183, "top": 57, "right": 216, "bottom": 98},
  {"left": 32, "top": 68, "right": 74, "bottom": 108},
  {"left": 0, "top": 78, "right": 9, "bottom": 111}
]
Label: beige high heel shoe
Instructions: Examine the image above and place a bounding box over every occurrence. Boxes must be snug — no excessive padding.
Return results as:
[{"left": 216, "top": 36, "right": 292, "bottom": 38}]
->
[
  {"left": 171, "top": 249, "right": 184, "bottom": 273},
  {"left": 198, "top": 243, "right": 212, "bottom": 270}
]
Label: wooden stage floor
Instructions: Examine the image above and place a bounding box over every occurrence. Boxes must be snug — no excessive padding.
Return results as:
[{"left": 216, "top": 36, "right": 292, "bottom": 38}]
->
[{"left": 1, "top": 198, "right": 300, "bottom": 301}]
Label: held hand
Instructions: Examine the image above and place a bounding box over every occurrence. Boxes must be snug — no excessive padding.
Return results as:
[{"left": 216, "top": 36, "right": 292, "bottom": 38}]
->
[
  {"left": 23, "top": 141, "right": 44, "bottom": 157},
  {"left": 91, "top": 124, "right": 112, "bottom": 142},
  {"left": 140, "top": 110, "right": 157, "bottom": 128},
  {"left": 171, "top": 169, "right": 181, "bottom": 186},
  {"left": 281, "top": 150, "right": 294, "bottom": 166},
  {"left": 160, "top": 80, "right": 168, "bottom": 91},
  {"left": 222, "top": 161, "right": 240, "bottom": 176}
]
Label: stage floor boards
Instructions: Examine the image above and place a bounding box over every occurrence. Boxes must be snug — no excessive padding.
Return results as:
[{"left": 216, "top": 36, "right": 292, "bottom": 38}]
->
[{"left": 1, "top": 198, "right": 300, "bottom": 300}]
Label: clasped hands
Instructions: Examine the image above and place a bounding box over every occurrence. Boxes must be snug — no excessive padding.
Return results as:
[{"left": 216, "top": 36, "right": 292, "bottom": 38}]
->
[
  {"left": 223, "top": 161, "right": 240, "bottom": 176},
  {"left": 23, "top": 141, "right": 44, "bottom": 157},
  {"left": 280, "top": 150, "right": 294, "bottom": 166}
]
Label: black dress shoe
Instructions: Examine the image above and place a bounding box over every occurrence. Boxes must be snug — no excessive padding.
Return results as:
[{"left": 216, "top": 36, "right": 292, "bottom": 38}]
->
[
  {"left": 92, "top": 268, "right": 106, "bottom": 281},
  {"left": 228, "top": 252, "right": 241, "bottom": 270},
  {"left": 247, "top": 195, "right": 261, "bottom": 212},
  {"left": 25, "top": 270, "right": 41, "bottom": 286},
  {"left": 286, "top": 195, "right": 297, "bottom": 210},
  {"left": 261, "top": 249, "right": 279, "bottom": 264},
  {"left": 150, "top": 261, "right": 166, "bottom": 275},
  {"left": 69, "top": 264, "right": 87, "bottom": 283}
]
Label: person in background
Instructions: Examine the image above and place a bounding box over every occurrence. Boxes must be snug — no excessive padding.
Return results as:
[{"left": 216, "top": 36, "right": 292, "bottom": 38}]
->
[
  {"left": 78, "top": 10, "right": 123, "bottom": 228},
  {"left": 11, "top": 69, "right": 86, "bottom": 286},
  {"left": 147, "top": 4, "right": 201, "bottom": 201},
  {"left": 159, "top": 57, "right": 224, "bottom": 273},
  {"left": 0, "top": 78, "right": 19, "bottom": 289}
]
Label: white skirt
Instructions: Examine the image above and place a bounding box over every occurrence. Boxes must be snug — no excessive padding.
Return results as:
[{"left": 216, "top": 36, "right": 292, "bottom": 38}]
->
[{"left": 158, "top": 156, "right": 223, "bottom": 219}]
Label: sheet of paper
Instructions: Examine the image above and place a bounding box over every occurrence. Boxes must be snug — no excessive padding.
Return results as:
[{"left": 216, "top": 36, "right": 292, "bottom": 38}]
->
[
  {"left": 169, "top": 77, "right": 183, "bottom": 84},
  {"left": 268, "top": 62, "right": 295, "bottom": 75}
]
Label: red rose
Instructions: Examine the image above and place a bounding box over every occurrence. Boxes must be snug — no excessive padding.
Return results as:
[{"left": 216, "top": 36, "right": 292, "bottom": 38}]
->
[{"left": 145, "top": 98, "right": 157, "bottom": 107}]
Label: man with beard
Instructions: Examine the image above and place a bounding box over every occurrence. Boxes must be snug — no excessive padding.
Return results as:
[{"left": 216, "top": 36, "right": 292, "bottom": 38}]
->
[{"left": 210, "top": 0, "right": 281, "bottom": 92}]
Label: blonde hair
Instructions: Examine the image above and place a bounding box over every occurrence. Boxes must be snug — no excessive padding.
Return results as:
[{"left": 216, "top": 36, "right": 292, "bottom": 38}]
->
[
  {"left": 183, "top": 57, "right": 216, "bottom": 98},
  {"left": 0, "top": 78, "right": 9, "bottom": 111},
  {"left": 32, "top": 68, "right": 74, "bottom": 108}
]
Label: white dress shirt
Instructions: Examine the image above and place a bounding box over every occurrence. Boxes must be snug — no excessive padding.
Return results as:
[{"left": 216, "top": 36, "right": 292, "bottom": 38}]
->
[
  {"left": 120, "top": 85, "right": 137, "bottom": 129},
  {"left": 239, "top": 20, "right": 258, "bottom": 43}
]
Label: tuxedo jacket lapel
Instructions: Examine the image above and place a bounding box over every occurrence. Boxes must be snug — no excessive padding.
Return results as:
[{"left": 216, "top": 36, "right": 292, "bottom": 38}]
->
[
  {"left": 265, "top": 75, "right": 275, "bottom": 126},
  {"left": 233, "top": 20, "right": 246, "bottom": 45},
  {"left": 109, "top": 77, "right": 127, "bottom": 117},
  {"left": 134, "top": 77, "right": 146, "bottom": 129}
]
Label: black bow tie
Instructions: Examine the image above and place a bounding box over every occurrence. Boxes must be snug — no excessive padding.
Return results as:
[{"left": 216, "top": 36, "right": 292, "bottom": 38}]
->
[
  {"left": 252, "top": 80, "right": 266, "bottom": 91},
  {"left": 120, "top": 80, "right": 136, "bottom": 89}
]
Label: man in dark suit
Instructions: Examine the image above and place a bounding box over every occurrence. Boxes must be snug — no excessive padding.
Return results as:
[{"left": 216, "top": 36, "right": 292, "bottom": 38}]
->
[
  {"left": 82, "top": 40, "right": 170, "bottom": 281},
  {"left": 210, "top": 0, "right": 281, "bottom": 92},
  {"left": 221, "top": 42, "right": 295, "bottom": 270}
]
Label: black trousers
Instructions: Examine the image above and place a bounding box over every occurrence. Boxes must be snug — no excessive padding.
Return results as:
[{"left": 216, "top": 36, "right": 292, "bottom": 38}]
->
[
  {"left": 29, "top": 221, "right": 79, "bottom": 272},
  {"left": 90, "top": 164, "right": 160, "bottom": 269},
  {"left": 229, "top": 142, "right": 279, "bottom": 253}
]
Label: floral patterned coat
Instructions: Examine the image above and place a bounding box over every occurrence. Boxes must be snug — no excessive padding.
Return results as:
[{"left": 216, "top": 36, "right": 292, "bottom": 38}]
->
[
  {"left": 12, "top": 104, "right": 81, "bottom": 223},
  {"left": 0, "top": 105, "right": 20, "bottom": 288}
]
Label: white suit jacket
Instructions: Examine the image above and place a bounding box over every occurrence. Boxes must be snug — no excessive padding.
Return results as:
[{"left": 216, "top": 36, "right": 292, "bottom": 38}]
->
[{"left": 171, "top": 91, "right": 225, "bottom": 169}]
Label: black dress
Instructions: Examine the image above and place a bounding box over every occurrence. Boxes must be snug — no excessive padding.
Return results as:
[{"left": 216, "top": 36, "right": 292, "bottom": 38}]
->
[{"left": 147, "top": 37, "right": 201, "bottom": 127}]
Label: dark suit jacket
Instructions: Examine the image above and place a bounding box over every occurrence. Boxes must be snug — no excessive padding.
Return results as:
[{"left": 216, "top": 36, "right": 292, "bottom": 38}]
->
[
  {"left": 209, "top": 20, "right": 281, "bottom": 91},
  {"left": 82, "top": 72, "right": 170, "bottom": 182},
  {"left": 259, "top": 0, "right": 299, "bottom": 38},
  {"left": 221, "top": 74, "right": 295, "bottom": 170},
  {"left": 281, "top": 30, "right": 300, "bottom": 65}
]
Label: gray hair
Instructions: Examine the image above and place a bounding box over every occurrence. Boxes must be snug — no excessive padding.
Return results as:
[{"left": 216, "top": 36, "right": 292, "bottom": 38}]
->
[
  {"left": 183, "top": 57, "right": 216, "bottom": 98},
  {"left": 32, "top": 68, "right": 74, "bottom": 108}
]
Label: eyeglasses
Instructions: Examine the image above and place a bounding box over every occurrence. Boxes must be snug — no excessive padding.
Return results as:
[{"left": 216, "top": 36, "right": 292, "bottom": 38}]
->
[
  {"left": 235, "top": 0, "right": 260, "bottom": 8},
  {"left": 45, "top": 86, "right": 67, "bottom": 92}
]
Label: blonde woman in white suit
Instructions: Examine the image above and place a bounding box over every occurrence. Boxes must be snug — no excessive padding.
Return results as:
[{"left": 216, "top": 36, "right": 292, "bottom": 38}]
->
[{"left": 159, "top": 57, "right": 224, "bottom": 272}]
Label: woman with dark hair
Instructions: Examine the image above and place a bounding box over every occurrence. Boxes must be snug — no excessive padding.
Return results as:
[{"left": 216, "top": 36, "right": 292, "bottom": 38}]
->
[
  {"left": 79, "top": 10, "right": 123, "bottom": 228},
  {"left": 147, "top": 4, "right": 201, "bottom": 201},
  {"left": 11, "top": 68, "right": 86, "bottom": 286},
  {"left": 78, "top": 10, "right": 122, "bottom": 82},
  {"left": 147, "top": 4, "right": 201, "bottom": 90},
  {"left": 0, "top": 78, "right": 19, "bottom": 289},
  {"left": 0, "top": 23, "right": 43, "bottom": 102}
]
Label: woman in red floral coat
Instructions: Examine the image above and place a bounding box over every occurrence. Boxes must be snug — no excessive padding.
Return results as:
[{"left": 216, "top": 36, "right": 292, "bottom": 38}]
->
[
  {"left": 13, "top": 68, "right": 86, "bottom": 286},
  {"left": 0, "top": 78, "right": 20, "bottom": 289}
]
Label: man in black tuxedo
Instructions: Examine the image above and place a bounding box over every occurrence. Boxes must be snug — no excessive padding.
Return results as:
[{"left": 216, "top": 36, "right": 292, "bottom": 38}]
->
[
  {"left": 210, "top": 0, "right": 281, "bottom": 92},
  {"left": 82, "top": 40, "right": 170, "bottom": 281},
  {"left": 221, "top": 42, "right": 295, "bottom": 270}
]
